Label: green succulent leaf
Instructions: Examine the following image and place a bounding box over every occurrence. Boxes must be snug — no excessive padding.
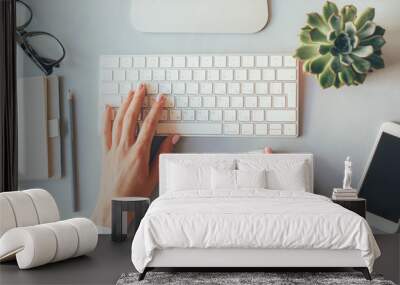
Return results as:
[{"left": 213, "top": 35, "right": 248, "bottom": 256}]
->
[
  {"left": 350, "top": 55, "right": 371, "bottom": 74},
  {"left": 340, "top": 54, "right": 353, "bottom": 66},
  {"left": 334, "top": 33, "right": 353, "bottom": 54},
  {"left": 310, "top": 54, "right": 332, "bottom": 74},
  {"left": 330, "top": 56, "right": 343, "bottom": 73},
  {"left": 319, "top": 44, "right": 332, "bottom": 55},
  {"left": 338, "top": 67, "right": 355, "bottom": 86},
  {"left": 355, "top": 7, "right": 375, "bottom": 30},
  {"left": 328, "top": 30, "right": 337, "bottom": 41},
  {"left": 358, "top": 21, "right": 376, "bottom": 39},
  {"left": 309, "top": 28, "right": 329, "bottom": 43},
  {"left": 340, "top": 5, "right": 357, "bottom": 25},
  {"left": 294, "top": 45, "right": 320, "bottom": 60},
  {"left": 319, "top": 65, "right": 336, "bottom": 89},
  {"left": 300, "top": 29, "right": 312, "bottom": 44},
  {"left": 303, "top": 59, "right": 313, "bottom": 73},
  {"left": 328, "top": 14, "right": 341, "bottom": 33},
  {"left": 361, "top": 35, "right": 386, "bottom": 51},
  {"left": 323, "top": 1, "right": 339, "bottom": 22},
  {"left": 354, "top": 72, "right": 367, "bottom": 84},
  {"left": 373, "top": 25, "right": 386, "bottom": 36},
  {"left": 344, "top": 22, "right": 357, "bottom": 38},
  {"left": 352, "top": 46, "right": 374, "bottom": 58},
  {"left": 334, "top": 75, "right": 344, "bottom": 88},
  {"left": 307, "top": 13, "right": 330, "bottom": 34},
  {"left": 367, "top": 53, "right": 385, "bottom": 69}
]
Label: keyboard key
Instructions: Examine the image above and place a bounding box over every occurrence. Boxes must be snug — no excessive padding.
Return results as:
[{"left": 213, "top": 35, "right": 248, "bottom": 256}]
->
[
  {"left": 214, "top": 83, "right": 226, "bottom": 94},
  {"left": 227, "top": 83, "right": 240, "bottom": 94},
  {"left": 160, "top": 56, "right": 173, "bottom": 68},
  {"left": 284, "top": 82, "right": 297, "bottom": 108},
  {"left": 245, "top": 97, "right": 257, "bottom": 108},
  {"left": 217, "top": 97, "right": 229, "bottom": 108},
  {"left": 242, "top": 56, "right": 254, "bottom": 67},
  {"left": 103, "top": 95, "right": 121, "bottom": 107},
  {"left": 160, "top": 110, "right": 168, "bottom": 121},
  {"left": 241, "top": 124, "right": 254, "bottom": 135},
  {"left": 159, "top": 83, "right": 172, "bottom": 94},
  {"left": 269, "top": 124, "right": 283, "bottom": 135},
  {"left": 266, "top": 110, "right": 296, "bottom": 122},
  {"left": 203, "top": 96, "right": 216, "bottom": 108},
  {"left": 101, "top": 70, "right": 113, "bottom": 81},
  {"left": 270, "top": 82, "right": 282, "bottom": 94},
  {"left": 224, "top": 110, "right": 236, "bottom": 121},
  {"left": 176, "top": 96, "right": 189, "bottom": 107},
  {"left": 259, "top": 96, "right": 272, "bottom": 108},
  {"left": 173, "top": 82, "right": 185, "bottom": 94},
  {"left": 182, "top": 110, "right": 195, "bottom": 121},
  {"left": 200, "top": 56, "right": 213, "bottom": 67},
  {"left": 119, "top": 82, "right": 132, "bottom": 94},
  {"left": 238, "top": 110, "right": 250, "bottom": 121},
  {"left": 147, "top": 56, "right": 159, "bottom": 68},
  {"left": 196, "top": 110, "right": 209, "bottom": 121},
  {"left": 228, "top": 56, "right": 240, "bottom": 67},
  {"left": 273, "top": 96, "right": 286, "bottom": 108},
  {"left": 231, "top": 97, "right": 243, "bottom": 108},
  {"left": 256, "top": 56, "right": 269, "bottom": 67},
  {"left": 193, "top": 70, "right": 206, "bottom": 81},
  {"left": 187, "top": 56, "right": 200, "bottom": 68},
  {"left": 210, "top": 110, "right": 222, "bottom": 121},
  {"left": 248, "top": 69, "right": 261, "bottom": 81},
  {"left": 224, "top": 123, "right": 240, "bottom": 135},
  {"left": 242, "top": 82, "right": 254, "bottom": 94},
  {"left": 102, "top": 83, "right": 118, "bottom": 94},
  {"left": 120, "top": 56, "right": 133, "bottom": 68},
  {"left": 221, "top": 69, "right": 234, "bottom": 81},
  {"left": 173, "top": 56, "right": 186, "bottom": 68},
  {"left": 262, "top": 69, "right": 275, "bottom": 80},
  {"left": 270, "top": 55, "right": 283, "bottom": 67},
  {"left": 252, "top": 110, "right": 265, "bottom": 122},
  {"left": 140, "top": 70, "right": 152, "bottom": 81},
  {"left": 180, "top": 70, "right": 192, "bottom": 81},
  {"left": 284, "top": 56, "right": 297, "bottom": 67},
  {"left": 147, "top": 83, "right": 158, "bottom": 94},
  {"left": 277, "top": 69, "right": 297, "bottom": 81},
  {"left": 189, "top": 97, "right": 202, "bottom": 108},
  {"left": 157, "top": 123, "right": 222, "bottom": 135},
  {"left": 186, "top": 82, "right": 199, "bottom": 94},
  {"left": 214, "top": 56, "right": 227, "bottom": 67},
  {"left": 153, "top": 69, "right": 166, "bottom": 81},
  {"left": 134, "top": 56, "right": 146, "bottom": 68},
  {"left": 235, "top": 70, "right": 247, "bottom": 81},
  {"left": 270, "top": 129, "right": 282, "bottom": 136},
  {"left": 255, "top": 82, "right": 268, "bottom": 94},
  {"left": 200, "top": 82, "right": 212, "bottom": 94},
  {"left": 102, "top": 56, "right": 119, "bottom": 68},
  {"left": 170, "top": 110, "right": 181, "bottom": 121},
  {"left": 284, "top": 123, "right": 297, "bottom": 136},
  {"left": 113, "top": 70, "right": 126, "bottom": 81},
  {"left": 207, "top": 70, "right": 219, "bottom": 81},
  {"left": 166, "top": 69, "right": 179, "bottom": 81},
  {"left": 126, "top": 70, "right": 139, "bottom": 81},
  {"left": 255, "top": 124, "right": 268, "bottom": 135}
]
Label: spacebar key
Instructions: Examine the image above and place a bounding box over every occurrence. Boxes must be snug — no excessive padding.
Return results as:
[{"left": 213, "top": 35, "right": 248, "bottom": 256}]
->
[{"left": 156, "top": 123, "right": 222, "bottom": 135}]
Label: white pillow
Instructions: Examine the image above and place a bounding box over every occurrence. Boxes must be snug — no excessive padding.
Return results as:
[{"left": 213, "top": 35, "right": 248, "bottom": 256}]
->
[
  {"left": 237, "top": 159, "right": 309, "bottom": 192},
  {"left": 167, "top": 160, "right": 235, "bottom": 191},
  {"left": 211, "top": 168, "right": 267, "bottom": 190}
]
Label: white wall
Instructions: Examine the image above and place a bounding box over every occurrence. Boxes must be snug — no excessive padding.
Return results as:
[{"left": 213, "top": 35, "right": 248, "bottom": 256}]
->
[{"left": 19, "top": 0, "right": 400, "bottom": 219}]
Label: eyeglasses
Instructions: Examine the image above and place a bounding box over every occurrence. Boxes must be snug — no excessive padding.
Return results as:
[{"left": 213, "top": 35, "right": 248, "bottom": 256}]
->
[{"left": 16, "top": 0, "right": 66, "bottom": 76}]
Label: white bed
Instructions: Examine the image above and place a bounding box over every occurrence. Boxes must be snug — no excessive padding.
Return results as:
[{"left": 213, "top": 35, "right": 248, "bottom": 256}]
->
[{"left": 131, "top": 154, "right": 380, "bottom": 280}]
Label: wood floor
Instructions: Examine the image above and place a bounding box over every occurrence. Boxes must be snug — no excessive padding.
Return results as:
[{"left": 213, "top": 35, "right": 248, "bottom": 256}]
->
[{"left": 0, "top": 234, "right": 398, "bottom": 285}]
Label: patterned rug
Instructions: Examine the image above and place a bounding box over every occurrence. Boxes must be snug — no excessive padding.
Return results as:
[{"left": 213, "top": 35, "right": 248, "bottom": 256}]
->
[{"left": 116, "top": 271, "right": 396, "bottom": 285}]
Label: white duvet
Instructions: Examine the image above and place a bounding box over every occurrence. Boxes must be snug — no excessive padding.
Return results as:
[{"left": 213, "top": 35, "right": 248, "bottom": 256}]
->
[{"left": 131, "top": 190, "right": 380, "bottom": 273}]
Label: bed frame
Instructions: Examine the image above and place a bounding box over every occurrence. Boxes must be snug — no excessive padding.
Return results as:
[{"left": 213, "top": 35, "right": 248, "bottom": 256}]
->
[{"left": 139, "top": 154, "right": 372, "bottom": 281}]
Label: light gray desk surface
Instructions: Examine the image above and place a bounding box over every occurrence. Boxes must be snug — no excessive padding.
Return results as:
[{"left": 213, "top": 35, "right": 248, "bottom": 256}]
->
[{"left": 17, "top": 0, "right": 400, "bottom": 222}]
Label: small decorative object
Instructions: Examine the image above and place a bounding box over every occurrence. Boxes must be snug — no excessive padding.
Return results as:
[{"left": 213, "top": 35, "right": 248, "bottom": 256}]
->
[
  {"left": 343, "top": 156, "right": 353, "bottom": 190},
  {"left": 294, "top": 1, "right": 386, "bottom": 89}
]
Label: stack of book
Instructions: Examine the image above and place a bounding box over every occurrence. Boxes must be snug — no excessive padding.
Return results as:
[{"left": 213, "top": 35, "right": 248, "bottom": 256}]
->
[{"left": 332, "top": 188, "right": 358, "bottom": 200}]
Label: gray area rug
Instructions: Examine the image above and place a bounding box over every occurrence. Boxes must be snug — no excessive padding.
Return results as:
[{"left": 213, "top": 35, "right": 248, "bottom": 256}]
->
[{"left": 117, "top": 272, "right": 395, "bottom": 285}]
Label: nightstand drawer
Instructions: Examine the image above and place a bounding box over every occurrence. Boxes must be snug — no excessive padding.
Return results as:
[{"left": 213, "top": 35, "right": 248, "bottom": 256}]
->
[{"left": 332, "top": 199, "right": 366, "bottom": 218}]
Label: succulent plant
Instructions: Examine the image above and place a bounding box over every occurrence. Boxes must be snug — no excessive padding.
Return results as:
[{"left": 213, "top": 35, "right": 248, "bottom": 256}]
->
[{"left": 294, "top": 1, "right": 386, "bottom": 89}]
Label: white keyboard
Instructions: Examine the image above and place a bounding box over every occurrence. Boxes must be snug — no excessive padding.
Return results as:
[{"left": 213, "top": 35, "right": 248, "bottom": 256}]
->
[{"left": 99, "top": 54, "right": 299, "bottom": 137}]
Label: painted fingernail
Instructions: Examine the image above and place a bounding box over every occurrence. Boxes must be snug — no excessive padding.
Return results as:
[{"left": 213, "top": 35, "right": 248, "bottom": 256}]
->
[
  {"left": 156, "top": 94, "right": 165, "bottom": 102},
  {"left": 172, "top": 135, "right": 180, "bottom": 145}
]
